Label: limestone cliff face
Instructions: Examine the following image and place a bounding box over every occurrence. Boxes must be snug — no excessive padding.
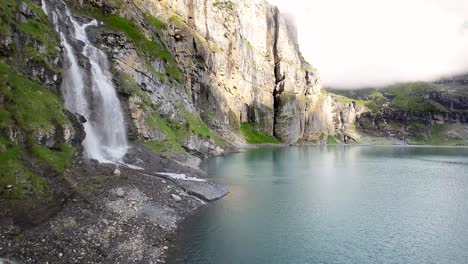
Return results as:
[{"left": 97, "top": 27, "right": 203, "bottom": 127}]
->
[{"left": 126, "top": 0, "right": 334, "bottom": 143}]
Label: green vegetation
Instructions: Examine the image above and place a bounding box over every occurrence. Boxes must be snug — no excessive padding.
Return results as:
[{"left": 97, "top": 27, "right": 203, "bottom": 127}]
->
[
  {"left": 0, "top": 1, "right": 74, "bottom": 200},
  {"left": 119, "top": 74, "right": 154, "bottom": 105},
  {"left": 142, "top": 139, "right": 185, "bottom": 156},
  {"left": 364, "top": 101, "right": 380, "bottom": 112},
  {"left": 92, "top": 176, "right": 107, "bottom": 185},
  {"left": 32, "top": 144, "right": 74, "bottom": 174},
  {"left": 240, "top": 123, "right": 280, "bottom": 144},
  {"left": 333, "top": 92, "right": 381, "bottom": 113},
  {"left": 213, "top": 0, "right": 236, "bottom": 10},
  {"left": 0, "top": 0, "right": 17, "bottom": 34},
  {"left": 408, "top": 124, "right": 464, "bottom": 146},
  {"left": 0, "top": 144, "right": 48, "bottom": 199},
  {"left": 179, "top": 110, "right": 215, "bottom": 139},
  {"left": 299, "top": 53, "right": 316, "bottom": 72},
  {"left": 148, "top": 14, "right": 166, "bottom": 30},
  {"left": 202, "top": 111, "right": 216, "bottom": 119},
  {"left": 327, "top": 135, "right": 338, "bottom": 144},
  {"left": 143, "top": 110, "right": 217, "bottom": 156},
  {"left": 0, "top": 63, "right": 74, "bottom": 199},
  {"left": 104, "top": 15, "right": 182, "bottom": 82},
  {"left": 0, "top": 62, "right": 69, "bottom": 133},
  {"left": 118, "top": 74, "right": 218, "bottom": 155},
  {"left": 246, "top": 41, "right": 268, "bottom": 58},
  {"left": 383, "top": 82, "right": 447, "bottom": 112},
  {"left": 1, "top": 0, "right": 61, "bottom": 74},
  {"left": 329, "top": 82, "right": 449, "bottom": 113},
  {"left": 228, "top": 110, "right": 240, "bottom": 130}
]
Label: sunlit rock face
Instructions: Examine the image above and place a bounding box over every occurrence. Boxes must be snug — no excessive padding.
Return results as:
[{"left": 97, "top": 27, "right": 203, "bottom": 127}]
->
[{"left": 130, "top": 0, "right": 333, "bottom": 143}]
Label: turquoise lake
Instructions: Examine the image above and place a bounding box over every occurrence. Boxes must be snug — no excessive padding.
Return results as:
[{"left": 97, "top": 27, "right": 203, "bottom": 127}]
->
[{"left": 168, "top": 146, "right": 468, "bottom": 264}]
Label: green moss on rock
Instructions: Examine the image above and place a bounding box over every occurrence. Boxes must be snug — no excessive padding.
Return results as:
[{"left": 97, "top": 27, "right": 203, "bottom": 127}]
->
[
  {"left": 0, "top": 143, "right": 49, "bottom": 199},
  {"left": 148, "top": 14, "right": 166, "bottom": 30},
  {"left": 105, "top": 15, "right": 183, "bottom": 83},
  {"left": 0, "top": 63, "right": 73, "bottom": 199},
  {"left": 327, "top": 135, "right": 338, "bottom": 144},
  {"left": 384, "top": 82, "right": 447, "bottom": 112},
  {"left": 142, "top": 140, "right": 185, "bottom": 156},
  {"left": 0, "top": 0, "right": 16, "bottom": 35},
  {"left": 31, "top": 143, "right": 74, "bottom": 174},
  {"left": 240, "top": 123, "right": 280, "bottom": 144},
  {"left": 408, "top": 124, "right": 464, "bottom": 146},
  {"left": 0, "top": 62, "right": 70, "bottom": 133},
  {"left": 1, "top": 0, "right": 61, "bottom": 75}
]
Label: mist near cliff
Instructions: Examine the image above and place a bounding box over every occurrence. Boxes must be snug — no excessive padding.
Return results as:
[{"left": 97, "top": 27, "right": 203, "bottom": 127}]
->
[{"left": 269, "top": 0, "right": 468, "bottom": 89}]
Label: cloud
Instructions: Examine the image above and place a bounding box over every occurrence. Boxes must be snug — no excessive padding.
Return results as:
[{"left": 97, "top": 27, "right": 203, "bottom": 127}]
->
[{"left": 268, "top": 0, "right": 468, "bottom": 88}]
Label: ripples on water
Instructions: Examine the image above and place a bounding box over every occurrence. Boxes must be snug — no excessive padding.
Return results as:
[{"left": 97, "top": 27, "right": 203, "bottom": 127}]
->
[{"left": 168, "top": 146, "right": 468, "bottom": 264}]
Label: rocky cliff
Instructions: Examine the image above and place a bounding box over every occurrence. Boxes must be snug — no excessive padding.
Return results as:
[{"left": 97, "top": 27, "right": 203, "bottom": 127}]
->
[
  {"left": 331, "top": 80, "right": 468, "bottom": 145},
  {"left": 58, "top": 0, "right": 335, "bottom": 149},
  {"left": 129, "top": 0, "right": 334, "bottom": 144}
]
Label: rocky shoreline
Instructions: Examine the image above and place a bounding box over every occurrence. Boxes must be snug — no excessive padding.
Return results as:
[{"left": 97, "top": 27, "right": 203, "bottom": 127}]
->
[{"left": 0, "top": 145, "right": 228, "bottom": 264}]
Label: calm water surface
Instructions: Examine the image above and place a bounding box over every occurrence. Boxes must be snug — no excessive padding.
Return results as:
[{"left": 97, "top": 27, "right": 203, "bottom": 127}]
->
[{"left": 168, "top": 146, "right": 468, "bottom": 264}]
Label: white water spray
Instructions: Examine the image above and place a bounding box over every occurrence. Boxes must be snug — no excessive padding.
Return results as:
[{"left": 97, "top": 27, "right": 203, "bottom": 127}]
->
[{"left": 42, "top": 1, "right": 128, "bottom": 163}]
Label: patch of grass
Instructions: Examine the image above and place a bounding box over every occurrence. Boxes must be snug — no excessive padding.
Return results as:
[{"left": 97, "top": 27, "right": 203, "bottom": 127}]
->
[
  {"left": 0, "top": 0, "right": 16, "bottom": 35},
  {"left": 228, "top": 110, "right": 240, "bottom": 130},
  {"left": 327, "top": 135, "right": 338, "bottom": 144},
  {"left": 168, "top": 15, "right": 184, "bottom": 25},
  {"left": 1, "top": 0, "right": 60, "bottom": 74},
  {"left": 0, "top": 63, "right": 71, "bottom": 199},
  {"left": 119, "top": 74, "right": 154, "bottom": 105},
  {"left": 0, "top": 143, "right": 48, "bottom": 199},
  {"left": 92, "top": 176, "right": 107, "bottom": 185},
  {"left": 0, "top": 62, "right": 70, "bottom": 133},
  {"left": 240, "top": 123, "right": 280, "bottom": 144},
  {"left": 144, "top": 113, "right": 202, "bottom": 156},
  {"left": 213, "top": 0, "right": 235, "bottom": 10},
  {"left": 17, "top": 18, "right": 58, "bottom": 56},
  {"left": 387, "top": 120, "right": 402, "bottom": 131},
  {"left": 119, "top": 76, "right": 215, "bottom": 154},
  {"left": 179, "top": 110, "right": 214, "bottom": 139},
  {"left": 384, "top": 82, "right": 447, "bottom": 112},
  {"left": 202, "top": 111, "right": 216, "bottom": 119},
  {"left": 142, "top": 140, "right": 185, "bottom": 156},
  {"left": 364, "top": 101, "right": 380, "bottom": 112},
  {"left": 147, "top": 14, "right": 166, "bottom": 30},
  {"left": 408, "top": 124, "right": 464, "bottom": 146},
  {"left": 31, "top": 144, "right": 74, "bottom": 174}
]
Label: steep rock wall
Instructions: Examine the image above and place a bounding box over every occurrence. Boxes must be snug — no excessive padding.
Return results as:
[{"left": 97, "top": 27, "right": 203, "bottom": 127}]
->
[{"left": 129, "top": 0, "right": 334, "bottom": 143}]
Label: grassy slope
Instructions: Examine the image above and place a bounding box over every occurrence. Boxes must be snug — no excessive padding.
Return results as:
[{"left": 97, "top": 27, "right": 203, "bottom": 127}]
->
[
  {"left": 330, "top": 81, "right": 466, "bottom": 146},
  {"left": 0, "top": 63, "right": 74, "bottom": 199},
  {"left": 240, "top": 123, "right": 280, "bottom": 144}
]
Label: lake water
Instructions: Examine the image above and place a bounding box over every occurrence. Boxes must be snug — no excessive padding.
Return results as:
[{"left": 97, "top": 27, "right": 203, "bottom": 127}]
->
[{"left": 168, "top": 146, "right": 468, "bottom": 264}]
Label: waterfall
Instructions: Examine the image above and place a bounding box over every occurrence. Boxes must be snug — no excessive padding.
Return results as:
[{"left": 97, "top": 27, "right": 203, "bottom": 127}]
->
[{"left": 42, "top": 0, "right": 128, "bottom": 163}]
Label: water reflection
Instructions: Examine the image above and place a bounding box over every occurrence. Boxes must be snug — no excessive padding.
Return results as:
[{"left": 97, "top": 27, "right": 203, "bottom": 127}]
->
[{"left": 169, "top": 146, "right": 468, "bottom": 264}]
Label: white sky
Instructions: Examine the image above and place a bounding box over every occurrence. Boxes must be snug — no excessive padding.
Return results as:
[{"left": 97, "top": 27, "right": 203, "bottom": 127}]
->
[{"left": 268, "top": 0, "right": 468, "bottom": 88}]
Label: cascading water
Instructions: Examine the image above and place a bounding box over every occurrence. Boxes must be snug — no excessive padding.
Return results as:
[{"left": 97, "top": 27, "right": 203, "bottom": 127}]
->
[{"left": 42, "top": 0, "right": 128, "bottom": 163}]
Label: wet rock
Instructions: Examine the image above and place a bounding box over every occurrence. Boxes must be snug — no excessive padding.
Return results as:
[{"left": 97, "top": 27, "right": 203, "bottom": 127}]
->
[
  {"left": 171, "top": 194, "right": 182, "bottom": 202},
  {"left": 78, "top": 115, "right": 87, "bottom": 123},
  {"left": 176, "top": 181, "right": 228, "bottom": 202},
  {"left": 113, "top": 169, "right": 121, "bottom": 176},
  {"left": 116, "top": 188, "right": 125, "bottom": 197}
]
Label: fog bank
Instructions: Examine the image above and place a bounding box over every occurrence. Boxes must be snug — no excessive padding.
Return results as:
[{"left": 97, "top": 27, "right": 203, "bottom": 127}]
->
[{"left": 269, "top": 0, "right": 468, "bottom": 88}]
